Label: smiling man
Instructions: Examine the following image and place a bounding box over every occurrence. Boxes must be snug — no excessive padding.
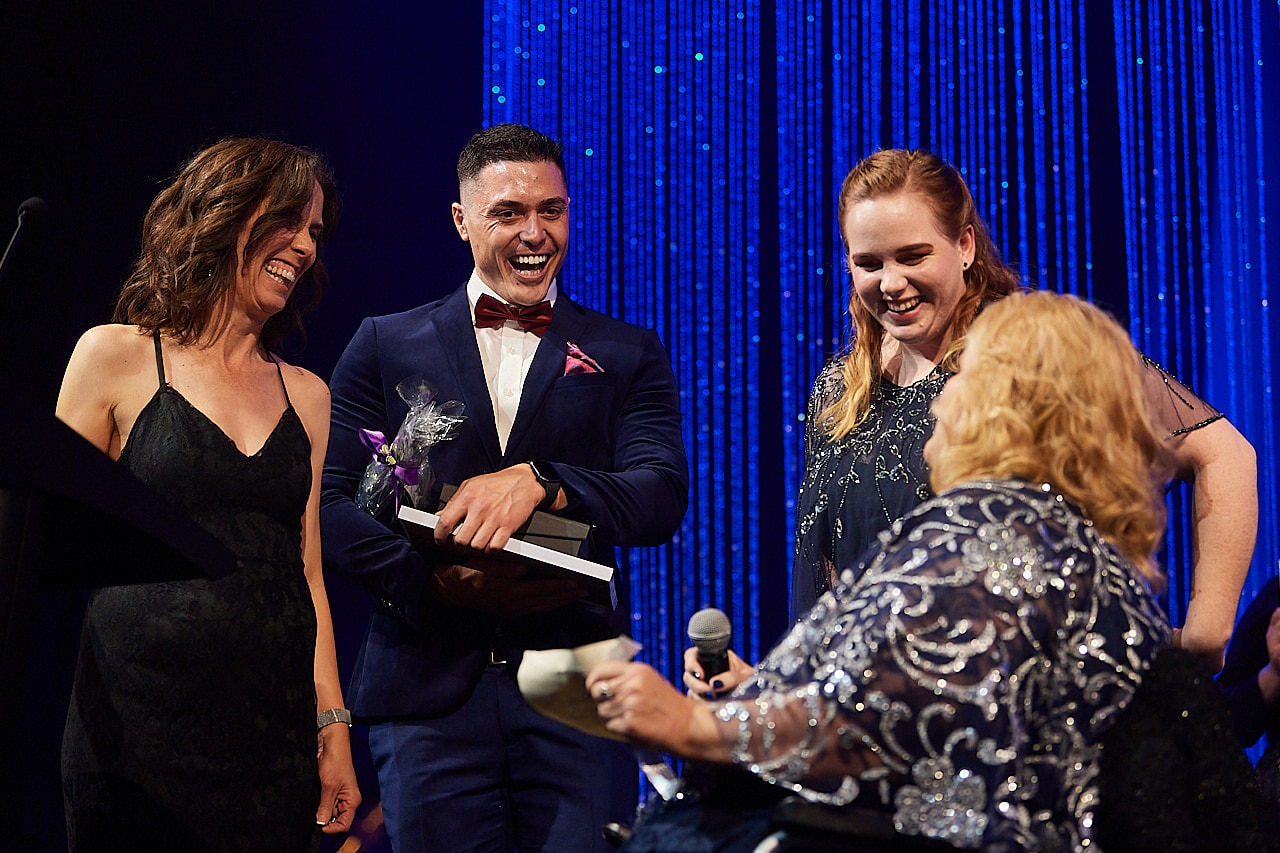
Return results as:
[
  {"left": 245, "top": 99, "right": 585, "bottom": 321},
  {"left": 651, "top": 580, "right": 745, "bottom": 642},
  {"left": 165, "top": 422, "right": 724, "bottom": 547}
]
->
[{"left": 320, "top": 124, "right": 688, "bottom": 852}]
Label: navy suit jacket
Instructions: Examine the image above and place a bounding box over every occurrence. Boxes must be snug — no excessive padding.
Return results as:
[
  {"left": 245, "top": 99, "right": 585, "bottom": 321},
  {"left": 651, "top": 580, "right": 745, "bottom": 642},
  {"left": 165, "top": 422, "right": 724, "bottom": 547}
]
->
[{"left": 321, "top": 284, "right": 688, "bottom": 720}]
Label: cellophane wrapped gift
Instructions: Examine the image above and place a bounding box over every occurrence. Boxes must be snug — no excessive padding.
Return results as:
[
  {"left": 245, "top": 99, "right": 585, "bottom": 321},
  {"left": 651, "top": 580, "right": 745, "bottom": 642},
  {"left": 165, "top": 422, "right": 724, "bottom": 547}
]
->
[{"left": 355, "top": 376, "right": 465, "bottom": 517}]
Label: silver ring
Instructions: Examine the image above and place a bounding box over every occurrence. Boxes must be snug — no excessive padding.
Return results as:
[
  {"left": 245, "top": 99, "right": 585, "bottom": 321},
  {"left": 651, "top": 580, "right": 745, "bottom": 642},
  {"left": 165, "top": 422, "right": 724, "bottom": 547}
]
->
[{"left": 597, "top": 683, "right": 612, "bottom": 700}]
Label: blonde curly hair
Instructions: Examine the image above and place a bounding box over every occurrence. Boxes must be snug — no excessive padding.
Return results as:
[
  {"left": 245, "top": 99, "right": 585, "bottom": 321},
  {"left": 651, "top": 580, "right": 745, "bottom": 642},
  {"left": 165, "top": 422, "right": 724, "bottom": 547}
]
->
[{"left": 927, "top": 291, "right": 1166, "bottom": 585}]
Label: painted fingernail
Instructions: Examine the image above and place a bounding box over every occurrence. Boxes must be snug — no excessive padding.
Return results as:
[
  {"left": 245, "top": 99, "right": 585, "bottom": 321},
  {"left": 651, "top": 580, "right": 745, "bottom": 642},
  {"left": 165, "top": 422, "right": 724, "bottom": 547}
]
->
[{"left": 712, "top": 679, "right": 723, "bottom": 689}]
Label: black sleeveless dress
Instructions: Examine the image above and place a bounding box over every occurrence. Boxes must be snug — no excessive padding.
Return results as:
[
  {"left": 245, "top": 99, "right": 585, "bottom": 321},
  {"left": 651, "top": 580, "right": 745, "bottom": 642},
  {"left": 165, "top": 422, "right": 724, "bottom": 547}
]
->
[{"left": 62, "top": 335, "right": 320, "bottom": 852}]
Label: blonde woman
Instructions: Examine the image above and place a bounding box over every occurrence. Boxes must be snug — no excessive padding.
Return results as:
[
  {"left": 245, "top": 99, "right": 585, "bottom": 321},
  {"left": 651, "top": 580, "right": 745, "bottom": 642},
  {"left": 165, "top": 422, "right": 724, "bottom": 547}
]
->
[{"left": 589, "top": 292, "right": 1173, "bottom": 850}]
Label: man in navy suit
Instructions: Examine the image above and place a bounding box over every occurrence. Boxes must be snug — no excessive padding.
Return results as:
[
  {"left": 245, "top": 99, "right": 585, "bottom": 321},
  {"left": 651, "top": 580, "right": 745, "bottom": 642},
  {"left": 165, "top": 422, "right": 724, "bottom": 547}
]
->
[{"left": 320, "top": 124, "right": 688, "bottom": 852}]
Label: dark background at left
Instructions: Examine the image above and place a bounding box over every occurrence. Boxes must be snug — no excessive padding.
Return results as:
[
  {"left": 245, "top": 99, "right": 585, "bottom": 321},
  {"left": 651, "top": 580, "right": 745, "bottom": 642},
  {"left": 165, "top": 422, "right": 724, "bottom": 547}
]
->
[{"left": 0, "top": 3, "right": 481, "bottom": 848}]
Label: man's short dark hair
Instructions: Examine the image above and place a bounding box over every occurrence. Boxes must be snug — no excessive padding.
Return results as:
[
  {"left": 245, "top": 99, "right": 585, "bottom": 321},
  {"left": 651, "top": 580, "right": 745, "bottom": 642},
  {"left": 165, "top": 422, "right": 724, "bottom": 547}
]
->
[{"left": 456, "top": 124, "right": 566, "bottom": 185}]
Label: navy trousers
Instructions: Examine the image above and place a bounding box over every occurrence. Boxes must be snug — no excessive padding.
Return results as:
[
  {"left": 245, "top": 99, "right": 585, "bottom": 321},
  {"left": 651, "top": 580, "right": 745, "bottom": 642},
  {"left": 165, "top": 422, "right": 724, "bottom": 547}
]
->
[{"left": 369, "top": 664, "right": 639, "bottom": 852}]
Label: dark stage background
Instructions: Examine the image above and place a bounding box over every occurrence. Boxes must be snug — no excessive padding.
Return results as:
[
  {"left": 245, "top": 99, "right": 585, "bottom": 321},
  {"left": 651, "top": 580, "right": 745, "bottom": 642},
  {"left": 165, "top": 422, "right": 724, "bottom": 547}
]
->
[
  {"left": 1, "top": 2, "right": 482, "bottom": 848},
  {"left": 3, "top": 2, "right": 1278, "bottom": 850}
]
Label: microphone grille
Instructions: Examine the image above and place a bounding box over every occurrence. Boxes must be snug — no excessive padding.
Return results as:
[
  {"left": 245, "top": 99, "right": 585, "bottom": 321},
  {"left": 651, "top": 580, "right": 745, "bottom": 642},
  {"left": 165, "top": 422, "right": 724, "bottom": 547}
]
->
[{"left": 687, "top": 607, "right": 731, "bottom": 644}]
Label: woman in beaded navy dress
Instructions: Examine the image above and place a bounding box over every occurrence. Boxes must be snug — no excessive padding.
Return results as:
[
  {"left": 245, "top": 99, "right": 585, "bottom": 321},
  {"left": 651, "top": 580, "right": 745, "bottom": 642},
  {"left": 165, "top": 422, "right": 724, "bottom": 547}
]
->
[
  {"left": 57, "top": 138, "right": 360, "bottom": 850},
  {"left": 790, "top": 149, "right": 1257, "bottom": 671},
  {"left": 586, "top": 292, "right": 1175, "bottom": 851}
]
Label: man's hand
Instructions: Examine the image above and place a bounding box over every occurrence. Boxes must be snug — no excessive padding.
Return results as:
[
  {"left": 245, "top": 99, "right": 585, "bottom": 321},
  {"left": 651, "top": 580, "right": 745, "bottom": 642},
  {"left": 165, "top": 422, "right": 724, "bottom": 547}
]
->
[
  {"left": 430, "top": 559, "right": 584, "bottom": 619},
  {"left": 433, "top": 464, "right": 549, "bottom": 551}
]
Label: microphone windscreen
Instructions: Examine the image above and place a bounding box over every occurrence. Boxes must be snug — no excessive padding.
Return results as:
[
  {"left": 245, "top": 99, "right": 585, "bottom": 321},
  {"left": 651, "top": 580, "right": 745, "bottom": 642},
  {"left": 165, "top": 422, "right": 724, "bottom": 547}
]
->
[
  {"left": 18, "top": 197, "right": 48, "bottom": 218},
  {"left": 687, "top": 607, "right": 731, "bottom": 654}
]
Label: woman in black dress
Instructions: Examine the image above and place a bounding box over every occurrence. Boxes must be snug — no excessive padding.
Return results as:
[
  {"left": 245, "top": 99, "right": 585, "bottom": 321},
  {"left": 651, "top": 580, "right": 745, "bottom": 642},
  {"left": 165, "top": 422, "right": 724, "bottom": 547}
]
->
[{"left": 57, "top": 138, "right": 360, "bottom": 850}]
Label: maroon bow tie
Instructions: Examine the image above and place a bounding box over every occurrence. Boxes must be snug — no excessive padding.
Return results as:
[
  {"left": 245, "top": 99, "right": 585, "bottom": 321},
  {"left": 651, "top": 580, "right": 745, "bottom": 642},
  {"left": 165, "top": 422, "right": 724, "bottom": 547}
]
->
[{"left": 473, "top": 293, "right": 554, "bottom": 336}]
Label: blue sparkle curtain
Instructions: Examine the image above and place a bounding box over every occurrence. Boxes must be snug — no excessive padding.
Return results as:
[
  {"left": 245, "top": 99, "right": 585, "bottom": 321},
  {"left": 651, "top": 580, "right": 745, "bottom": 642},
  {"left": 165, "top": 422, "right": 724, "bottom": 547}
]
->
[
  {"left": 484, "top": 3, "right": 769, "bottom": 677},
  {"left": 483, "top": 0, "right": 1278, "bottom": 696},
  {"left": 1112, "top": 0, "right": 1277, "bottom": 627}
]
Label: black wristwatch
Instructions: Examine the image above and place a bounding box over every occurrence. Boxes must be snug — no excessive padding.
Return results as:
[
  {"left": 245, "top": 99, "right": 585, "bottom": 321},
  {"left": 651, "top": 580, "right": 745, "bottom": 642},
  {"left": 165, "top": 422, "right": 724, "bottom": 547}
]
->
[{"left": 527, "top": 459, "right": 561, "bottom": 510}]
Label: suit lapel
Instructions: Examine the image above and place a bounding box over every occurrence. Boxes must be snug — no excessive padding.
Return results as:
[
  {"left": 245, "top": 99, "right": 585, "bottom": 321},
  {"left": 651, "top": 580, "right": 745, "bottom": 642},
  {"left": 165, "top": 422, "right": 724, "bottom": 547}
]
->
[
  {"left": 428, "top": 288, "right": 504, "bottom": 467},
  {"left": 503, "top": 297, "right": 587, "bottom": 461}
]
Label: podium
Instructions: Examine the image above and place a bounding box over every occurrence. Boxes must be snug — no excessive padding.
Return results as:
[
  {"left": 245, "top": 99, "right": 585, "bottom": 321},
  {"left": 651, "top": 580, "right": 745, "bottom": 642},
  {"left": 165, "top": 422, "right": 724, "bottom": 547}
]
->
[
  {"left": 0, "top": 375, "right": 234, "bottom": 636},
  {"left": 0, "top": 374, "right": 235, "bottom": 830}
]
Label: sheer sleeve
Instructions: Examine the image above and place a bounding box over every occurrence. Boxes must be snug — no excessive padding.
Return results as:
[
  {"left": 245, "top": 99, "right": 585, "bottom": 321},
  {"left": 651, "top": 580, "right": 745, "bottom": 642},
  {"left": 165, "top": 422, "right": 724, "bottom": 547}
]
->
[
  {"left": 1140, "top": 357, "right": 1223, "bottom": 438},
  {"left": 804, "top": 358, "right": 846, "bottom": 456}
]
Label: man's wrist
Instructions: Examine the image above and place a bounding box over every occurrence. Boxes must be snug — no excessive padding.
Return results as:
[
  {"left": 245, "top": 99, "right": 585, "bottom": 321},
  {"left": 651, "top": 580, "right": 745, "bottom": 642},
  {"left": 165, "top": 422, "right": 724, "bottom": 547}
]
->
[{"left": 527, "top": 460, "right": 561, "bottom": 510}]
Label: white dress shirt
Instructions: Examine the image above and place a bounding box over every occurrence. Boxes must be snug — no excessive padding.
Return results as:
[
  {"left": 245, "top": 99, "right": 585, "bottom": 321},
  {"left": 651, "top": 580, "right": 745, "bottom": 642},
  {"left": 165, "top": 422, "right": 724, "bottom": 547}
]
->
[{"left": 467, "top": 272, "right": 558, "bottom": 453}]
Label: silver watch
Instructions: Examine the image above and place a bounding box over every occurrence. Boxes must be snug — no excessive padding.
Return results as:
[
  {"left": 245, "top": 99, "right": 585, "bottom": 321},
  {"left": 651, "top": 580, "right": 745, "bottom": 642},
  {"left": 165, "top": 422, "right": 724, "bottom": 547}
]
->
[{"left": 316, "top": 708, "right": 353, "bottom": 730}]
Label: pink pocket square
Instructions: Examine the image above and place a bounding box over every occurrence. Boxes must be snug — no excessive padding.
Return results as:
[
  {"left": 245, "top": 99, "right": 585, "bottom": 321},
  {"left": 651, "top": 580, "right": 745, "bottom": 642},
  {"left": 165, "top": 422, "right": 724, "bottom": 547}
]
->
[{"left": 564, "top": 341, "right": 604, "bottom": 375}]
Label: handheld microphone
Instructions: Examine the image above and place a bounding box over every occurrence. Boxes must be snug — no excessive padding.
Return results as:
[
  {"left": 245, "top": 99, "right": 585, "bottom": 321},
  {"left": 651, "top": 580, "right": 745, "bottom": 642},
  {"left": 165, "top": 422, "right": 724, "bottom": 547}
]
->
[
  {"left": 0, "top": 197, "right": 49, "bottom": 287},
  {"left": 687, "top": 607, "right": 732, "bottom": 680}
]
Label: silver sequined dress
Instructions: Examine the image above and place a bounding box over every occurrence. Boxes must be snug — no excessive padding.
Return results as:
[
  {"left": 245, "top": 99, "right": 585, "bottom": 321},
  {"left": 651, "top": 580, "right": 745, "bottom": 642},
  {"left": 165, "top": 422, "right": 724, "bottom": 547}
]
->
[{"left": 729, "top": 479, "right": 1170, "bottom": 850}]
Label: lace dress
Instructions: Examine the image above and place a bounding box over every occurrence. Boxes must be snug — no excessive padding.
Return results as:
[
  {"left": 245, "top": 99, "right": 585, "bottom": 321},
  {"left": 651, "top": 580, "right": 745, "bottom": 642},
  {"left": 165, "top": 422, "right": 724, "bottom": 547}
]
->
[
  {"left": 61, "top": 338, "right": 320, "bottom": 852},
  {"left": 790, "top": 356, "right": 1221, "bottom": 620},
  {"left": 627, "top": 480, "right": 1170, "bottom": 852}
]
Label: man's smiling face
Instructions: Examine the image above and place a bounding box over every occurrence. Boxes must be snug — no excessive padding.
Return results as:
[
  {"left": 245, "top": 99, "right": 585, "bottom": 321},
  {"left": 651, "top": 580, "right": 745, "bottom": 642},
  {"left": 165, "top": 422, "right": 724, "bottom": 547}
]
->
[{"left": 451, "top": 159, "right": 570, "bottom": 305}]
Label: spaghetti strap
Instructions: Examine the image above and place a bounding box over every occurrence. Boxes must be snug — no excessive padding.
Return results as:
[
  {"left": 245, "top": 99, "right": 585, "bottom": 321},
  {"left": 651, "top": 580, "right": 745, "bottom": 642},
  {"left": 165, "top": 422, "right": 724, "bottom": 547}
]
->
[
  {"left": 268, "top": 353, "right": 292, "bottom": 408},
  {"left": 152, "top": 331, "right": 167, "bottom": 387}
]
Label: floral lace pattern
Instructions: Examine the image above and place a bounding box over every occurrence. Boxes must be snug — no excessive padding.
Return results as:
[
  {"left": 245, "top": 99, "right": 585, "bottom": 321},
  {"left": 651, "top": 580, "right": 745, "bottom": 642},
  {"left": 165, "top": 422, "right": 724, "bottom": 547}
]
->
[{"left": 726, "top": 480, "right": 1171, "bottom": 850}]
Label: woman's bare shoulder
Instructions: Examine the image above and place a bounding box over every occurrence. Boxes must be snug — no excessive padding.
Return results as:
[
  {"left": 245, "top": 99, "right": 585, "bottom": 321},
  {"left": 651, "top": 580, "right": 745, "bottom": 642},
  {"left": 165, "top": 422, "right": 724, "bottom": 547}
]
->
[
  {"left": 58, "top": 325, "right": 157, "bottom": 453},
  {"left": 273, "top": 358, "right": 330, "bottom": 424},
  {"left": 72, "top": 323, "right": 153, "bottom": 365},
  {"left": 274, "top": 359, "right": 328, "bottom": 398}
]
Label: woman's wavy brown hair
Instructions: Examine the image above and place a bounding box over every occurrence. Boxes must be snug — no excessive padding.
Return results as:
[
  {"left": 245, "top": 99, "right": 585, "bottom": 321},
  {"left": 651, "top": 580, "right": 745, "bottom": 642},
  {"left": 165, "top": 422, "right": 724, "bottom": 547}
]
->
[
  {"left": 927, "top": 291, "right": 1166, "bottom": 585},
  {"left": 112, "top": 137, "right": 338, "bottom": 351},
  {"left": 820, "top": 149, "right": 1021, "bottom": 441}
]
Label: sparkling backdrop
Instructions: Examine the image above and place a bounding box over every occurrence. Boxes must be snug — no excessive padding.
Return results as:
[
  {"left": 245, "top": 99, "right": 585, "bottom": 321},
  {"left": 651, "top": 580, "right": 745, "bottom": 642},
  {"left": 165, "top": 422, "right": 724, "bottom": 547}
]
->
[
  {"left": 482, "top": 1, "right": 1277, "bottom": 693},
  {"left": 486, "top": 3, "right": 768, "bottom": 677}
]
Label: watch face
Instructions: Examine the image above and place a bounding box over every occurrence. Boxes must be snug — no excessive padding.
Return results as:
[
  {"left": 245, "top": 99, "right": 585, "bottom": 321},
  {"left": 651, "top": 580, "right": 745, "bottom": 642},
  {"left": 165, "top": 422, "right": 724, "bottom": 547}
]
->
[{"left": 529, "top": 460, "right": 558, "bottom": 509}]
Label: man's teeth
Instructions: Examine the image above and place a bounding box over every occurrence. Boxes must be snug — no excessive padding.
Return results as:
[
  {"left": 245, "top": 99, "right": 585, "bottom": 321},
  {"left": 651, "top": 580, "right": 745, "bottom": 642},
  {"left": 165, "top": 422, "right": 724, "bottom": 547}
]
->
[
  {"left": 887, "top": 297, "right": 921, "bottom": 313},
  {"left": 511, "top": 254, "right": 549, "bottom": 270}
]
